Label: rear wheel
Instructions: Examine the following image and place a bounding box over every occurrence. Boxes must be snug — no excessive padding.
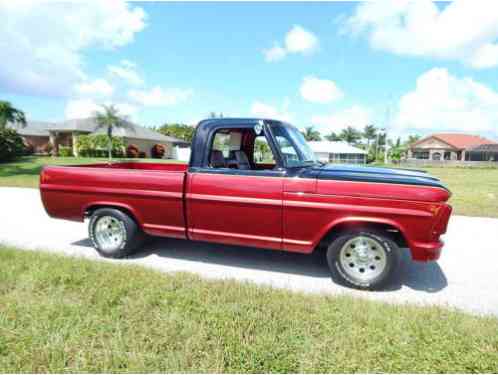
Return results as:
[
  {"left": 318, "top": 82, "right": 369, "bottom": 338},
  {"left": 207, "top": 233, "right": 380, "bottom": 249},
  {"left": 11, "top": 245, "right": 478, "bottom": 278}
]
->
[
  {"left": 326, "top": 230, "right": 400, "bottom": 290},
  {"left": 88, "top": 208, "right": 143, "bottom": 258}
]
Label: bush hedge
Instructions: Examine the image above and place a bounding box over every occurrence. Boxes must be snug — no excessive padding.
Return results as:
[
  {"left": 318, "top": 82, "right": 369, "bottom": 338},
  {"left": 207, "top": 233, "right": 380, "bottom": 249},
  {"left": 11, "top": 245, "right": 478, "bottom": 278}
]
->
[
  {"left": 58, "top": 146, "right": 73, "bottom": 157},
  {"left": 126, "top": 144, "right": 140, "bottom": 158},
  {"left": 0, "top": 128, "right": 26, "bottom": 162},
  {"left": 77, "top": 134, "right": 125, "bottom": 158},
  {"left": 151, "top": 143, "right": 166, "bottom": 158}
]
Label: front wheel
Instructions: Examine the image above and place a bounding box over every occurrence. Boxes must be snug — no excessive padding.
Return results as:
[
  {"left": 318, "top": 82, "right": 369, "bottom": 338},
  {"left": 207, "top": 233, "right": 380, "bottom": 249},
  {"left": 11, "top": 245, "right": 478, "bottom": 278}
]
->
[
  {"left": 88, "top": 208, "right": 143, "bottom": 258},
  {"left": 326, "top": 230, "right": 400, "bottom": 290}
]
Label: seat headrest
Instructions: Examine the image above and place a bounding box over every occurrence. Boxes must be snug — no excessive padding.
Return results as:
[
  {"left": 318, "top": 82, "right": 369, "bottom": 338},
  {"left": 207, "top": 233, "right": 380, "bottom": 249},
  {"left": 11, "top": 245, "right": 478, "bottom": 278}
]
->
[
  {"left": 234, "top": 150, "right": 251, "bottom": 170},
  {"left": 210, "top": 150, "right": 226, "bottom": 168}
]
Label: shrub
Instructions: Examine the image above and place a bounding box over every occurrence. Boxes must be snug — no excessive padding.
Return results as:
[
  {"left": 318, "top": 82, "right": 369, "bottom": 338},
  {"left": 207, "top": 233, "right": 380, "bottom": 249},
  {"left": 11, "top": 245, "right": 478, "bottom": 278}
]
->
[
  {"left": 42, "top": 142, "right": 53, "bottom": 156},
  {"left": 77, "top": 134, "right": 125, "bottom": 158},
  {"left": 0, "top": 129, "right": 26, "bottom": 162},
  {"left": 151, "top": 144, "right": 165, "bottom": 159},
  {"left": 138, "top": 151, "right": 146, "bottom": 158},
  {"left": 126, "top": 144, "right": 140, "bottom": 158},
  {"left": 58, "top": 146, "right": 73, "bottom": 157},
  {"left": 24, "top": 142, "right": 35, "bottom": 155}
]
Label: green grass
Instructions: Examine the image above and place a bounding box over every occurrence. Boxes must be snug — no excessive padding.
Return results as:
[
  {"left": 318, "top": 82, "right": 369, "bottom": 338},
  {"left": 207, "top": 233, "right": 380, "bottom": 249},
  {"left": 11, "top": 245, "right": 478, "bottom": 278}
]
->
[
  {"left": 421, "top": 167, "right": 498, "bottom": 218},
  {"left": 0, "top": 246, "right": 497, "bottom": 373},
  {"left": 0, "top": 156, "right": 182, "bottom": 189}
]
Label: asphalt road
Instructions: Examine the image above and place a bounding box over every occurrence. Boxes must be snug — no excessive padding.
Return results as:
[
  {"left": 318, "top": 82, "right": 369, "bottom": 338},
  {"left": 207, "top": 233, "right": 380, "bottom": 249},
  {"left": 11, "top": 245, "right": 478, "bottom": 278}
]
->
[{"left": 1, "top": 187, "right": 497, "bottom": 316}]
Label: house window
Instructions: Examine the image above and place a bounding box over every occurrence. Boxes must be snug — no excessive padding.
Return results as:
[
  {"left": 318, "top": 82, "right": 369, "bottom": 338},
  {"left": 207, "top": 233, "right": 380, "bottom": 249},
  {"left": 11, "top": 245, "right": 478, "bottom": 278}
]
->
[
  {"left": 432, "top": 152, "right": 442, "bottom": 160},
  {"left": 412, "top": 151, "right": 429, "bottom": 159}
]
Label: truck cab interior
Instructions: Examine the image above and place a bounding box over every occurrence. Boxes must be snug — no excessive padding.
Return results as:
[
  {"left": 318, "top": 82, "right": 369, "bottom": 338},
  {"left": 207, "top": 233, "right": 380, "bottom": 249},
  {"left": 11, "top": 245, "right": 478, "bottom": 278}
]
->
[{"left": 208, "top": 127, "right": 277, "bottom": 171}]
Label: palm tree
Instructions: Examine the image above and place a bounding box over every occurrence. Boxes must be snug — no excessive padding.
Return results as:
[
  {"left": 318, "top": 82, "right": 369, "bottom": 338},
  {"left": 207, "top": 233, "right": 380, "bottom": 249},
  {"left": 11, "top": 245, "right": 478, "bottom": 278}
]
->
[
  {"left": 93, "top": 105, "right": 132, "bottom": 161},
  {"left": 0, "top": 101, "right": 26, "bottom": 130},
  {"left": 325, "top": 131, "right": 341, "bottom": 141},
  {"left": 302, "top": 126, "right": 322, "bottom": 141},
  {"left": 363, "top": 124, "right": 377, "bottom": 151},
  {"left": 340, "top": 126, "right": 361, "bottom": 144}
]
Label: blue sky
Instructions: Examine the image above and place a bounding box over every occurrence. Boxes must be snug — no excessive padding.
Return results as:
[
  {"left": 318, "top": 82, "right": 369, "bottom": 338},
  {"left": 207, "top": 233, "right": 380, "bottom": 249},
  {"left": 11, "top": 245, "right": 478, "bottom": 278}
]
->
[{"left": 2, "top": 1, "right": 498, "bottom": 140}]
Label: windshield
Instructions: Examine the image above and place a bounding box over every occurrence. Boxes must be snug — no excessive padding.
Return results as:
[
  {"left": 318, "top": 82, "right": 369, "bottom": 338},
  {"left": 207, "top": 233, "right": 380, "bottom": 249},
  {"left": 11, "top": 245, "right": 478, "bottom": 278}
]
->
[{"left": 271, "top": 125, "right": 318, "bottom": 167}]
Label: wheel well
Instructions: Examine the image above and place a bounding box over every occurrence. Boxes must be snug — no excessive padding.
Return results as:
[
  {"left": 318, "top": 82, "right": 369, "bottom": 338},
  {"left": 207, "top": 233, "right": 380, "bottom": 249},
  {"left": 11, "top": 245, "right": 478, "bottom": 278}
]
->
[
  {"left": 85, "top": 205, "right": 140, "bottom": 227},
  {"left": 317, "top": 221, "right": 408, "bottom": 252}
]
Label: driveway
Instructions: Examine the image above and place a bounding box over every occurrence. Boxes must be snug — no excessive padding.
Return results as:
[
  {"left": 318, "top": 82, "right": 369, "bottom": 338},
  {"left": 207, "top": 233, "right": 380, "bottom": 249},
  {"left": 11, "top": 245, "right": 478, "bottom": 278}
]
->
[{"left": 1, "top": 187, "right": 497, "bottom": 316}]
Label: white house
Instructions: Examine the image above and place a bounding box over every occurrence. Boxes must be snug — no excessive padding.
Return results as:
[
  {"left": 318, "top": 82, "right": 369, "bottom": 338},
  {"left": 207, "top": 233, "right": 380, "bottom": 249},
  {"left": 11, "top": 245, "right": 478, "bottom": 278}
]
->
[{"left": 308, "top": 141, "right": 367, "bottom": 164}]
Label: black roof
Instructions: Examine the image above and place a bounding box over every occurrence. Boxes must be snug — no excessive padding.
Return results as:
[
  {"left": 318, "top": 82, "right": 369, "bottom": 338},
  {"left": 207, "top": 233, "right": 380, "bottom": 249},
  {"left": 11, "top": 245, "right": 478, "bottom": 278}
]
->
[{"left": 197, "top": 117, "right": 284, "bottom": 129}]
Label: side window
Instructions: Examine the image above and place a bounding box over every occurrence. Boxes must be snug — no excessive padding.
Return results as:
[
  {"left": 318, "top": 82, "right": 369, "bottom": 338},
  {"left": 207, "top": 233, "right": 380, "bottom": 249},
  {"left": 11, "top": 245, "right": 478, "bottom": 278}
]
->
[
  {"left": 254, "top": 136, "right": 275, "bottom": 165},
  {"left": 274, "top": 135, "right": 299, "bottom": 165}
]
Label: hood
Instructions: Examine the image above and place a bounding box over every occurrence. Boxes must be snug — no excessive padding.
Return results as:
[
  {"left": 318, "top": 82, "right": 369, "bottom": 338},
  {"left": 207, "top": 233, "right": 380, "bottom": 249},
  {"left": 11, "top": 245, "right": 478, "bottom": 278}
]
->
[{"left": 312, "top": 164, "right": 448, "bottom": 190}]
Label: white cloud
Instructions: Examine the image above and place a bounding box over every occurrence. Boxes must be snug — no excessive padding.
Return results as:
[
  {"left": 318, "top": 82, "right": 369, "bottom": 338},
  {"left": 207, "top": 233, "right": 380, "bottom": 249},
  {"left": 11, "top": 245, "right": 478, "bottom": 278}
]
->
[
  {"left": 344, "top": 1, "right": 498, "bottom": 68},
  {"left": 392, "top": 68, "right": 498, "bottom": 136},
  {"left": 0, "top": 1, "right": 146, "bottom": 97},
  {"left": 263, "top": 44, "right": 287, "bottom": 62},
  {"left": 108, "top": 60, "right": 144, "bottom": 86},
  {"left": 251, "top": 101, "right": 293, "bottom": 122},
  {"left": 128, "top": 86, "right": 193, "bottom": 107},
  {"left": 263, "top": 25, "right": 318, "bottom": 62},
  {"left": 64, "top": 99, "right": 101, "bottom": 119},
  {"left": 285, "top": 25, "right": 319, "bottom": 54},
  {"left": 300, "top": 76, "right": 343, "bottom": 104},
  {"left": 75, "top": 79, "right": 114, "bottom": 97},
  {"left": 64, "top": 98, "right": 138, "bottom": 120},
  {"left": 311, "top": 105, "right": 372, "bottom": 132}
]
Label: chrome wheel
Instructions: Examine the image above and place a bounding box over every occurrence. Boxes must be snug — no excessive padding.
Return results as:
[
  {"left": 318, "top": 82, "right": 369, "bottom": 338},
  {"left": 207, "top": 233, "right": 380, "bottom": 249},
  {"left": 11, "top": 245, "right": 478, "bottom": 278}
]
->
[
  {"left": 339, "top": 236, "right": 387, "bottom": 282},
  {"left": 94, "top": 215, "right": 126, "bottom": 252}
]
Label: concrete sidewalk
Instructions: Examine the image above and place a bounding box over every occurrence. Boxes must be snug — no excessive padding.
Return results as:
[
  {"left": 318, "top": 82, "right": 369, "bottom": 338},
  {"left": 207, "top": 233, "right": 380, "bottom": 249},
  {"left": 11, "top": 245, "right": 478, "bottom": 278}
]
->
[{"left": 1, "top": 187, "right": 497, "bottom": 316}]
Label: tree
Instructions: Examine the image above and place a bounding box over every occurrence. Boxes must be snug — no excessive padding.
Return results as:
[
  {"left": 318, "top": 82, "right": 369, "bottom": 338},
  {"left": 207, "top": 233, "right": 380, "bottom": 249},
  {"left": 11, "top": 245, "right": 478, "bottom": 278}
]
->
[
  {"left": 158, "top": 123, "right": 195, "bottom": 142},
  {"left": 302, "top": 126, "right": 322, "bottom": 141},
  {"left": 373, "top": 131, "right": 387, "bottom": 161},
  {"left": 340, "top": 126, "right": 361, "bottom": 144},
  {"left": 209, "top": 112, "right": 224, "bottom": 119},
  {"left": 363, "top": 124, "right": 377, "bottom": 151},
  {"left": 93, "top": 105, "right": 132, "bottom": 161},
  {"left": 324, "top": 131, "right": 341, "bottom": 141},
  {"left": 406, "top": 134, "right": 421, "bottom": 146},
  {"left": 0, "top": 101, "right": 26, "bottom": 130},
  {"left": 388, "top": 137, "right": 406, "bottom": 163}
]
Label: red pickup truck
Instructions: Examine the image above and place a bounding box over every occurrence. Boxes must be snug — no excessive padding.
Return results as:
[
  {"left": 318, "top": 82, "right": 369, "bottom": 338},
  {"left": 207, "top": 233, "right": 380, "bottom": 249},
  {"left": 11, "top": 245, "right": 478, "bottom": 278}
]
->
[{"left": 40, "top": 118, "right": 452, "bottom": 290}]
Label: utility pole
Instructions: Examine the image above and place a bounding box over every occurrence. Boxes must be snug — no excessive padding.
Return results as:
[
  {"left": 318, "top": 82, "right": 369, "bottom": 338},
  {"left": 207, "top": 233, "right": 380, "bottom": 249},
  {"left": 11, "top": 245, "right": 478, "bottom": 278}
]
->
[{"left": 384, "top": 96, "right": 394, "bottom": 164}]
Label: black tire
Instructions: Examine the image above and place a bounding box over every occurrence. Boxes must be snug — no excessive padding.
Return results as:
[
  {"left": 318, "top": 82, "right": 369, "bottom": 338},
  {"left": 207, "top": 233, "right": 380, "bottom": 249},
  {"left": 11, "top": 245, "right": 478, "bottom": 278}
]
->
[
  {"left": 326, "top": 229, "right": 400, "bottom": 290},
  {"left": 88, "top": 208, "right": 144, "bottom": 258}
]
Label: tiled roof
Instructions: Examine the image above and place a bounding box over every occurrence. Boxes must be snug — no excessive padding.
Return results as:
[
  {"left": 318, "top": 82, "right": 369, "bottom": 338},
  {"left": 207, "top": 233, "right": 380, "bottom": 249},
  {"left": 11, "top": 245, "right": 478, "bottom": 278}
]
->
[{"left": 413, "top": 133, "right": 497, "bottom": 149}]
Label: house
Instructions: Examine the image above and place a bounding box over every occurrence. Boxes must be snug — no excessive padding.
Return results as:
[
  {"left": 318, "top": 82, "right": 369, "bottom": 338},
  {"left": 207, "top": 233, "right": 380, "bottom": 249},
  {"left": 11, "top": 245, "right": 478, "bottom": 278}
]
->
[
  {"left": 9, "top": 118, "right": 189, "bottom": 158},
  {"left": 308, "top": 141, "right": 367, "bottom": 164},
  {"left": 408, "top": 133, "right": 498, "bottom": 162}
]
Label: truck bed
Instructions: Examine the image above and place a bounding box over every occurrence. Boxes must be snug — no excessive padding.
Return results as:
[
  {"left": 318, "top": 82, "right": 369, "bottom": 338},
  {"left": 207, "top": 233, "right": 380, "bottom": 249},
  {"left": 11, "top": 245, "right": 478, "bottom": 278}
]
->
[{"left": 40, "top": 162, "right": 189, "bottom": 239}]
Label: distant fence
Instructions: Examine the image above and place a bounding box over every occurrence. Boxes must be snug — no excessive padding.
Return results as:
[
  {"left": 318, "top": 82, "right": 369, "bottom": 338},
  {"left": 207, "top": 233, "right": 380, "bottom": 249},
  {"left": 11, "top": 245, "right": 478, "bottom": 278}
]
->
[{"left": 400, "top": 159, "right": 498, "bottom": 168}]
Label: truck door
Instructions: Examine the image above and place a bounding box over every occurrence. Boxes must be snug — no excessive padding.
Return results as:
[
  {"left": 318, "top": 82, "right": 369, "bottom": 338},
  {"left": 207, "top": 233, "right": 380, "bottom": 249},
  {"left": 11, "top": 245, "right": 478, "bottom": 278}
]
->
[{"left": 186, "top": 125, "right": 284, "bottom": 250}]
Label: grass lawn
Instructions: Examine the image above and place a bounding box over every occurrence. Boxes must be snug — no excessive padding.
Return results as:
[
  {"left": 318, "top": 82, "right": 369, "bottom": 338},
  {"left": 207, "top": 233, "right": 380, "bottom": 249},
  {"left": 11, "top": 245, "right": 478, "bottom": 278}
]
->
[
  {"left": 424, "top": 167, "right": 498, "bottom": 218},
  {"left": 1, "top": 157, "right": 498, "bottom": 217},
  {"left": 0, "top": 156, "right": 183, "bottom": 189},
  {"left": 1, "top": 247, "right": 497, "bottom": 373}
]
